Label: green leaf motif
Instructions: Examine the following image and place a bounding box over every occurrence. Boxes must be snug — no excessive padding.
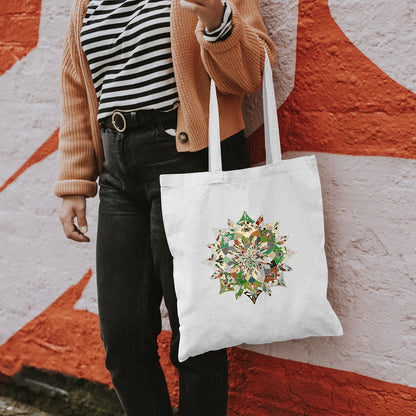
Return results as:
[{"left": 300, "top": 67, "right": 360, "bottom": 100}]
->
[{"left": 204, "top": 211, "right": 296, "bottom": 304}]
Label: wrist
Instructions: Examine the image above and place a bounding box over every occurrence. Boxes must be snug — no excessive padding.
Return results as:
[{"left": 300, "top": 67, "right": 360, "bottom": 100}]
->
[
  {"left": 203, "top": 1, "right": 232, "bottom": 42},
  {"left": 204, "top": 2, "right": 226, "bottom": 32},
  {"left": 63, "top": 194, "right": 86, "bottom": 200}
]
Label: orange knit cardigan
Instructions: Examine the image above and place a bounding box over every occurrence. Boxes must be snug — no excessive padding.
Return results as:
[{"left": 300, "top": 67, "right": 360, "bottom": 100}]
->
[{"left": 54, "top": 0, "right": 276, "bottom": 198}]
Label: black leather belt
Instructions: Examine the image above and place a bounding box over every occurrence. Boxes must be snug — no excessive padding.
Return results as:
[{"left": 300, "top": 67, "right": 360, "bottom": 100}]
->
[{"left": 102, "top": 108, "right": 178, "bottom": 133}]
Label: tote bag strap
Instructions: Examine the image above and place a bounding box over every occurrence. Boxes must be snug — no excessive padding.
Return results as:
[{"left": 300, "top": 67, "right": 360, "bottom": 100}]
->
[
  {"left": 262, "top": 49, "right": 282, "bottom": 164},
  {"left": 208, "top": 47, "right": 282, "bottom": 173}
]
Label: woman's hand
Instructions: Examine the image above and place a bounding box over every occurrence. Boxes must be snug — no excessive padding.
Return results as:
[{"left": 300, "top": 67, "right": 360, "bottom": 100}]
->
[
  {"left": 180, "top": 0, "right": 224, "bottom": 32},
  {"left": 59, "top": 195, "right": 90, "bottom": 243}
]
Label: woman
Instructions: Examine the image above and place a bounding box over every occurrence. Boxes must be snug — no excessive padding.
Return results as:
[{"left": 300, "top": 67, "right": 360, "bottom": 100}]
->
[{"left": 55, "top": 0, "right": 276, "bottom": 414}]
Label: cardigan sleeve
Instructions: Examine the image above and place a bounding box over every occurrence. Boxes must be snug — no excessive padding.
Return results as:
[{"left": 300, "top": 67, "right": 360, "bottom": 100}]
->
[
  {"left": 195, "top": 0, "right": 276, "bottom": 95},
  {"left": 53, "top": 16, "right": 98, "bottom": 198}
]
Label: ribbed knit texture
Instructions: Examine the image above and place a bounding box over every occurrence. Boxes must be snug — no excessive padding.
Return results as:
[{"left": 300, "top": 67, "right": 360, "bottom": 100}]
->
[{"left": 54, "top": 0, "right": 276, "bottom": 198}]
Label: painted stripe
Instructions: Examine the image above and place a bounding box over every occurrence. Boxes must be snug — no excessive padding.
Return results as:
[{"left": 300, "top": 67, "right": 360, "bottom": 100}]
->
[
  {"left": 329, "top": 0, "right": 416, "bottom": 94},
  {"left": 274, "top": 0, "right": 416, "bottom": 160},
  {"left": 0, "top": 129, "right": 58, "bottom": 193},
  {"left": 228, "top": 348, "right": 416, "bottom": 416},
  {"left": 0, "top": 152, "right": 99, "bottom": 345},
  {"left": 1, "top": 274, "right": 415, "bottom": 415},
  {"left": 0, "top": 0, "right": 42, "bottom": 75},
  {"left": 0, "top": 0, "right": 66, "bottom": 184}
]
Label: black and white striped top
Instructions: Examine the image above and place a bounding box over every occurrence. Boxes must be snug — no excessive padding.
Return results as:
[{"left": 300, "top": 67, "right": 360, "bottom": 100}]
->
[{"left": 80, "top": 0, "right": 232, "bottom": 124}]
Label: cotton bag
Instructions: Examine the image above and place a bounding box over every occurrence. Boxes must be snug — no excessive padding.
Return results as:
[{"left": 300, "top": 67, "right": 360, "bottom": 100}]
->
[{"left": 160, "top": 50, "right": 343, "bottom": 362}]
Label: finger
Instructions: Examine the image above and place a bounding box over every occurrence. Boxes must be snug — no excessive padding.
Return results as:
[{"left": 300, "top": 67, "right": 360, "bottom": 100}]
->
[
  {"left": 68, "top": 227, "right": 90, "bottom": 243},
  {"left": 61, "top": 211, "right": 90, "bottom": 243},
  {"left": 71, "top": 226, "right": 90, "bottom": 243},
  {"left": 180, "top": 0, "right": 203, "bottom": 5},
  {"left": 180, "top": 0, "right": 203, "bottom": 13}
]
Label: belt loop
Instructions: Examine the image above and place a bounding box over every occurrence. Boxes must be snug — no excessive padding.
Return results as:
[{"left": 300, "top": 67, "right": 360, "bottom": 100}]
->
[
  {"left": 130, "top": 111, "right": 139, "bottom": 129},
  {"left": 150, "top": 108, "right": 157, "bottom": 124}
]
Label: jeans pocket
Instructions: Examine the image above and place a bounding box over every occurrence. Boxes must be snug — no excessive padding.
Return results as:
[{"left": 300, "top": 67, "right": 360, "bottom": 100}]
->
[{"left": 156, "top": 124, "right": 177, "bottom": 141}]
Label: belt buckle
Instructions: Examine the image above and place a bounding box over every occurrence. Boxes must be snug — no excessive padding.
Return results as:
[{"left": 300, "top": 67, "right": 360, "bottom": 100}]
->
[{"left": 111, "top": 111, "right": 127, "bottom": 133}]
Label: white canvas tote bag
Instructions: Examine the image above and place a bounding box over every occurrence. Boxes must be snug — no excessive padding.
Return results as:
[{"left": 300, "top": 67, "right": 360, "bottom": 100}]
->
[{"left": 160, "top": 51, "right": 343, "bottom": 363}]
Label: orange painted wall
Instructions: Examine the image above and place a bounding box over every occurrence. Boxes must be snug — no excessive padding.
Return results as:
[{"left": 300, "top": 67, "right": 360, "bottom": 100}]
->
[{"left": 0, "top": 0, "right": 43, "bottom": 76}]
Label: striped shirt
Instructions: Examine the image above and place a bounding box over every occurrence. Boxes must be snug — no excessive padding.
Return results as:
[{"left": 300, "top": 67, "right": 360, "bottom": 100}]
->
[{"left": 80, "top": 0, "right": 233, "bottom": 124}]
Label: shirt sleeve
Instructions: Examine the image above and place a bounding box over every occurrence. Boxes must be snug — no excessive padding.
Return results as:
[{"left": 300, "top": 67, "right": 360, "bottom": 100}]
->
[{"left": 202, "top": 1, "right": 232, "bottom": 42}]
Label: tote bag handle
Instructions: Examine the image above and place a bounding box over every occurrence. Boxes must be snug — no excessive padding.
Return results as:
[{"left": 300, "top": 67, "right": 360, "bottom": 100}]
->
[{"left": 208, "top": 48, "right": 282, "bottom": 173}]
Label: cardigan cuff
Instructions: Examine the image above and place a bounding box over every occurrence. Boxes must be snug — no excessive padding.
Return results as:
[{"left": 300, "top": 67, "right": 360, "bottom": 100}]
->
[
  {"left": 195, "top": 0, "right": 243, "bottom": 53},
  {"left": 54, "top": 179, "right": 98, "bottom": 198}
]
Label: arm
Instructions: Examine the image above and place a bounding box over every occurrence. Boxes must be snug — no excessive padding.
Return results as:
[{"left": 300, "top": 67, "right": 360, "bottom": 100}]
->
[
  {"left": 54, "top": 10, "right": 98, "bottom": 199},
  {"left": 181, "top": 0, "right": 276, "bottom": 95},
  {"left": 55, "top": 4, "right": 97, "bottom": 242}
]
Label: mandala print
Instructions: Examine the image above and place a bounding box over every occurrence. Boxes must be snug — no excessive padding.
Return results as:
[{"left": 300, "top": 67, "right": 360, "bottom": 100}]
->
[{"left": 204, "top": 211, "right": 295, "bottom": 304}]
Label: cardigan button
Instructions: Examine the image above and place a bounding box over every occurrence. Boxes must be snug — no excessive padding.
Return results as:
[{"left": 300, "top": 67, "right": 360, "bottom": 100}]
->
[{"left": 179, "top": 132, "right": 189, "bottom": 143}]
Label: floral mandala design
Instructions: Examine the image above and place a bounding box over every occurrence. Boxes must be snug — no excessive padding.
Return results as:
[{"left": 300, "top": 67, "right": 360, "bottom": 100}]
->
[{"left": 204, "top": 211, "right": 295, "bottom": 304}]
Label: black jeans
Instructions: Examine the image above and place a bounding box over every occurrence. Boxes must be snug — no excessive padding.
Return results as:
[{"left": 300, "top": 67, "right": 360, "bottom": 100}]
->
[{"left": 96, "top": 121, "right": 250, "bottom": 416}]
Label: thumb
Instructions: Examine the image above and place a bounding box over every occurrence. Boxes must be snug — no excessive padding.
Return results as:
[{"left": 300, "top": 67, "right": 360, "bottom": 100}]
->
[{"left": 75, "top": 206, "right": 88, "bottom": 234}]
